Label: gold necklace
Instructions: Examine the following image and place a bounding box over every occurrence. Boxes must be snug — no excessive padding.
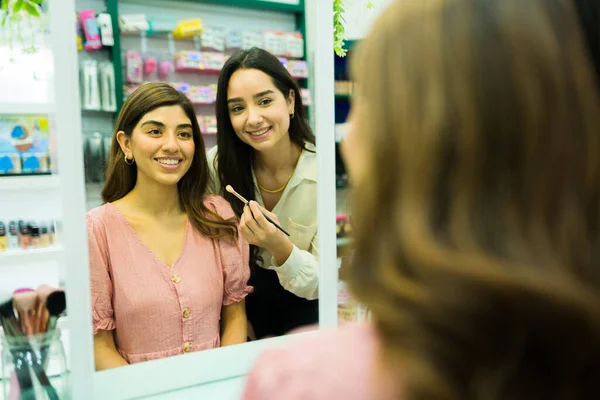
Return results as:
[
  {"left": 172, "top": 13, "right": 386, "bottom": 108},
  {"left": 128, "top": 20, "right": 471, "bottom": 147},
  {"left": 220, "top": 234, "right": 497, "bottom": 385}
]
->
[{"left": 257, "top": 171, "right": 294, "bottom": 193}]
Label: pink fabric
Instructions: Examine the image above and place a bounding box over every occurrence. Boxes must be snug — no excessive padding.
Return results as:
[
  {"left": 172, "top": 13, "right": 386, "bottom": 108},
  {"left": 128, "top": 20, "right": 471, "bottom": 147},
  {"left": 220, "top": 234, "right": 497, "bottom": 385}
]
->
[
  {"left": 243, "top": 324, "right": 396, "bottom": 400},
  {"left": 87, "top": 194, "right": 251, "bottom": 364}
]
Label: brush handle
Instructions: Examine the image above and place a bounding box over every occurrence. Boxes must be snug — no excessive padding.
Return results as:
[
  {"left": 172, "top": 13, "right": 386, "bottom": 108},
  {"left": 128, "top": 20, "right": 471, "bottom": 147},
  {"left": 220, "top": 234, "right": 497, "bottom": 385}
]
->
[
  {"left": 28, "top": 351, "right": 59, "bottom": 400},
  {"left": 9, "top": 349, "right": 36, "bottom": 400},
  {"left": 262, "top": 212, "right": 290, "bottom": 236}
]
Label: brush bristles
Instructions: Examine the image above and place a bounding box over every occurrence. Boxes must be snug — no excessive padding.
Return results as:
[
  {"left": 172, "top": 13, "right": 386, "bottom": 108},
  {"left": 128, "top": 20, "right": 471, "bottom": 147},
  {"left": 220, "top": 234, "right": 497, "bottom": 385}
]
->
[
  {"left": 46, "top": 291, "right": 66, "bottom": 316},
  {"left": 0, "top": 298, "right": 15, "bottom": 319}
]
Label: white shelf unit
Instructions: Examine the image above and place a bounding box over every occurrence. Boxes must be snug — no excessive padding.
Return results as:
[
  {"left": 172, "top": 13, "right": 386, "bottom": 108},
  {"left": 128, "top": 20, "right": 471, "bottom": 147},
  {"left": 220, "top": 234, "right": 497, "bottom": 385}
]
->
[
  {"left": 0, "top": 0, "right": 93, "bottom": 398},
  {"left": 0, "top": 245, "right": 65, "bottom": 266},
  {"left": 0, "top": 102, "right": 56, "bottom": 115},
  {"left": 0, "top": 174, "right": 60, "bottom": 190}
]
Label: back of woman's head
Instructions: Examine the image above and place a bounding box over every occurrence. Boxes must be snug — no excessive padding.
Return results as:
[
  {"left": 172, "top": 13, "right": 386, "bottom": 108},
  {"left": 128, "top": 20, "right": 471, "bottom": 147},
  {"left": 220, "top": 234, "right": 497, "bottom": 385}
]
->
[{"left": 349, "top": 0, "right": 600, "bottom": 398}]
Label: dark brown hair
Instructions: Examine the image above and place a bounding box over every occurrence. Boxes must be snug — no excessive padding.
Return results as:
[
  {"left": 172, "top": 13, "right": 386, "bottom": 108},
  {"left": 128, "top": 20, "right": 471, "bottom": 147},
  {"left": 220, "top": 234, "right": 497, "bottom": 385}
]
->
[
  {"left": 102, "top": 82, "right": 236, "bottom": 239},
  {"left": 350, "top": 0, "right": 600, "bottom": 398},
  {"left": 213, "top": 47, "right": 315, "bottom": 267}
]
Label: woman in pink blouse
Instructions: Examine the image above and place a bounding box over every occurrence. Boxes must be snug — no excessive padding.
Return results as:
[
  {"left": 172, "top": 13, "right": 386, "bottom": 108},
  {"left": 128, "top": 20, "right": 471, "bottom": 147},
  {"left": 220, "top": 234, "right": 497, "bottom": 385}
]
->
[
  {"left": 244, "top": 0, "right": 600, "bottom": 399},
  {"left": 88, "top": 82, "right": 252, "bottom": 370}
]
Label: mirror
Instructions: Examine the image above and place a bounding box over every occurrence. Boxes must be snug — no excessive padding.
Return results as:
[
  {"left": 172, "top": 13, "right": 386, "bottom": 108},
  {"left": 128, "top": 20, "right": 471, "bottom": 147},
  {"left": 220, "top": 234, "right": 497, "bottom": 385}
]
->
[
  {"left": 78, "top": 0, "right": 323, "bottom": 376},
  {"left": 1, "top": 0, "right": 336, "bottom": 397}
]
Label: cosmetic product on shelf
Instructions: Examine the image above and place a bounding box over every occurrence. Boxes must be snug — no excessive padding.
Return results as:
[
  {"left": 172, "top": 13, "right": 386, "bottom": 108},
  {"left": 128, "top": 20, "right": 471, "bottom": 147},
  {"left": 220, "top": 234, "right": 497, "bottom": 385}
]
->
[
  {"left": 147, "top": 16, "right": 176, "bottom": 35},
  {"left": 79, "top": 10, "right": 103, "bottom": 51},
  {"left": 0, "top": 222, "right": 6, "bottom": 253},
  {"left": 99, "top": 62, "right": 117, "bottom": 112},
  {"left": 96, "top": 13, "right": 114, "bottom": 47},
  {"left": 80, "top": 60, "right": 101, "bottom": 110},
  {"left": 7, "top": 222, "right": 19, "bottom": 249},
  {"left": 125, "top": 51, "right": 143, "bottom": 84},
  {"left": 0, "top": 116, "right": 51, "bottom": 176},
  {"left": 263, "top": 30, "right": 286, "bottom": 56},
  {"left": 241, "top": 31, "right": 264, "bottom": 50},
  {"left": 286, "top": 60, "right": 309, "bottom": 78},
  {"left": 173, "top": 19, "right": 203, "bottom": 39},
  {"left": 118, "top": 14, "right": 149, "bottom": 34},
  {"left": 284, "top": 32, "right": 304, "bottom": 59},
  {"left": 0, "top": 220, "right": 57, "bottom": 252},
  {"left": 200, "top": 27, "right": 226, "bottom": 52}
]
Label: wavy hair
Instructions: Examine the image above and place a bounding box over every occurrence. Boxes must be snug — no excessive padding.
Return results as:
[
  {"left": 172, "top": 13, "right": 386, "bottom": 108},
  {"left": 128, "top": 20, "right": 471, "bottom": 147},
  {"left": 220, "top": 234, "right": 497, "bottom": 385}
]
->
[
  {"left": 213, "top": 47, "right": 315, "bottom": 265},
  {"left": 102, "top": 82, "right": 237, "bottom": 239},
  {"left": 349, "top": 0, "right": 600, "bottom": 398}
]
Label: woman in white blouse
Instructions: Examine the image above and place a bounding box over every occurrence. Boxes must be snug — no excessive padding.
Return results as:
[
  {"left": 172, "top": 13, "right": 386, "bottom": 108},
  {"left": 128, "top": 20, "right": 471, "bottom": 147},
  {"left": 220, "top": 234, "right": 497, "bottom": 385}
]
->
[{"left": 207, "top": 47, "right": 318, "bottom": 339}]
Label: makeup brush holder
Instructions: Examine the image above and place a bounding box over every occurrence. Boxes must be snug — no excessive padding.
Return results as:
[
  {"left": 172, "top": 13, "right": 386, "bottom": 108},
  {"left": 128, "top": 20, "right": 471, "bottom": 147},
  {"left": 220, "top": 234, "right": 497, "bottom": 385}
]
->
[{"left": 1, "top": 329, "right": 68, "bottom": 400}]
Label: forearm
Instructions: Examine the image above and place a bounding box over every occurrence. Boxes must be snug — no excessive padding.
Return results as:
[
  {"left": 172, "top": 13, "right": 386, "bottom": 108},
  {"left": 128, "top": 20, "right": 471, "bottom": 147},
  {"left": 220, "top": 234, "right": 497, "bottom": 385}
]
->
[
  {"left": 268, "top": 236, "right": 294, "bottom": 266},
  {"left": 221, "top": 301, "right": 248, "bottom": 346},
  {"left": 94, "top": 344, "right": 129, "bottom": 371},
  {"left": 271, "top": 246, "right": 319, "bottom": 300}
]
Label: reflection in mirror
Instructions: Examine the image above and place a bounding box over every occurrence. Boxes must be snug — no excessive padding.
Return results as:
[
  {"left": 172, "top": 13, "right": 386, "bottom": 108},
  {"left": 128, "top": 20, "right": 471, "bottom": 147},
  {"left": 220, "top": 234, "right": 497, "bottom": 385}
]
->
[
  {"left": 81, "top": 1, "right": 319, "bottom": 372},
  {"left": 87, "top": 82, "right": 251, "bottom": 371},
  {"left": 209, "top": 47, "right": 319, "bottom": 340}
]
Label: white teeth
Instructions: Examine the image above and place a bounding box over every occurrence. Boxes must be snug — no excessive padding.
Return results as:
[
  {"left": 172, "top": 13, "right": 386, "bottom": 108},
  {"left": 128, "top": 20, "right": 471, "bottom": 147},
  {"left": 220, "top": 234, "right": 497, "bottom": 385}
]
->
[
  {"left": 249, "top": 128, "right": 269, "bottom": 136},
  {"left": 157, "top": 159, "right": 180, "bottom": 165}
]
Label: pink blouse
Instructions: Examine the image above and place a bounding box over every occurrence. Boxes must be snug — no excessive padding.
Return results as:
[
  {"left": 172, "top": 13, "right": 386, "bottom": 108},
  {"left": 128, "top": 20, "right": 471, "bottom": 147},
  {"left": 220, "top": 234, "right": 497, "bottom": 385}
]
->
[
  {"left": 243, "top": 324, "right": 400, "bottom": 400},
  {"left": 87, "top": 195, "right": 252, "bottom": 364}
]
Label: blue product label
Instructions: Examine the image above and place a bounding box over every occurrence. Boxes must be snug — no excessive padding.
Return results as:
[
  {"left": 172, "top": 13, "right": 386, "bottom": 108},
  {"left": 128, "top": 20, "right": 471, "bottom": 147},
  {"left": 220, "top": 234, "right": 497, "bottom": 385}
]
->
[
  {"left": 0, "top": 155, "right": 15, "bottom": 173},
  {"left": 86, "top": 19, "right": 100, "bottom": 36}
]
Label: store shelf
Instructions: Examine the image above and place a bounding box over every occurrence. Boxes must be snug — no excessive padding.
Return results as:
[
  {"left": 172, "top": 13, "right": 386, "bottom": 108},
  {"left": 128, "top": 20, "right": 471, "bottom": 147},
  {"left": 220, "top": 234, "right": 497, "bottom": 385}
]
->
[
  {"left": 0, "top": 245, "right": 65, "bottom": 266},
  {"left": 179, "top": 0, "right": 303, "bottom": 13},
  {"left": 0, "top": 175, "right": 60, "bottom": 191},
  {"left": 0, "top": 102, "right": 55, "bottom": 115}
]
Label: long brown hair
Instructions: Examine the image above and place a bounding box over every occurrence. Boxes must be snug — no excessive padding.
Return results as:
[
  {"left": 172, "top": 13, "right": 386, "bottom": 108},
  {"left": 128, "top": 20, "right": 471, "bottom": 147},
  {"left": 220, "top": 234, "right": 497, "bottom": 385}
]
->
[
  {"left": 214, "top": 47, "right": 315, "bottom": 267},
  {"left": 102, "top": 82, "right": 236, "bottom": 239},
  {"left": 350, "top": 0, "right": 600, "bottom": 398}
]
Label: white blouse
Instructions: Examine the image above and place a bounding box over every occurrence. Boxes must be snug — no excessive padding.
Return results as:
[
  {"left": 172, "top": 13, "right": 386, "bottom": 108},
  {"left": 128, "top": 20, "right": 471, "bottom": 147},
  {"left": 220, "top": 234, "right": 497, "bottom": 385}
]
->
[{"left": 207, "top": 143, "right": 319, "bottom": 300}]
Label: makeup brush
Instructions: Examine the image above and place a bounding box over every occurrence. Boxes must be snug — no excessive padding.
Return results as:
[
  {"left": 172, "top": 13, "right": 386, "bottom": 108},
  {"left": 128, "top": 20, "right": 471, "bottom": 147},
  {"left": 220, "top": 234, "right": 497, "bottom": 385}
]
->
[
  {"left": 0, "top": 291, "right": 17, "bottom": 336},
  {"left": 13, "top": 291, "right": 37, "bottom": 336},
  {"left": 0, "top": 292, "right": 35, "bottom": 399},
  {"left": 45, "top": 289, "right": 66, "bottom": 334},
  {"left": 13, "top": 290, "right": 60, "bottom": 400},
  {"left": 225, "top": 185, "right": 290, "bottom": 236},
  {"left": 40, "top": 289, "right": 66, "bottom": 369},
  {"left": 35, "top": 285, "right": 54, "bottom": 334}
]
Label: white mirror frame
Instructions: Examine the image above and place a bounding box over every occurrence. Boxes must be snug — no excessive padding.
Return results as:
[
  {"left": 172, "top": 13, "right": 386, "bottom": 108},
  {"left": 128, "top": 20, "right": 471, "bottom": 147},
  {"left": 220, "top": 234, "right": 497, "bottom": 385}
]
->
[{"left": 55, "top": 0, "right": 337, "bottom": 398}]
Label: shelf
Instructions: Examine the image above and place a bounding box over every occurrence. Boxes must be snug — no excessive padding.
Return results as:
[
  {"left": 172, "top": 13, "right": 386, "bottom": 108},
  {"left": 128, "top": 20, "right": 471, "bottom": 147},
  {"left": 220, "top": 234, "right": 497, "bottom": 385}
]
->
[
  {"left": 0, "top": 102, "right": 55, "bottom": 115},
  {"left": 0, "top": 175, "right": 60, "bottom": 191},
  {"left": 178, "top": 0, "right": 303, "bottom": 13},
  {"left": 0, "top": 246, "right": 64, "bottom": 266},
  {"left": 335, "top": 94, "right": 351, "bottom": 101}
]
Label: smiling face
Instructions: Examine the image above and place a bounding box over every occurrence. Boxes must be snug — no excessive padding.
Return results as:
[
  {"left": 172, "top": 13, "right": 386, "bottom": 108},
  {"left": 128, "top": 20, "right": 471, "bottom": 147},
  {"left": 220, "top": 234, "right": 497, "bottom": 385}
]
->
[
  {"left": 226, "top": 68, "right": 295, "bottom": 153},
  {"left": 117, "top": 105, "right": 195, "bottom": 188}
]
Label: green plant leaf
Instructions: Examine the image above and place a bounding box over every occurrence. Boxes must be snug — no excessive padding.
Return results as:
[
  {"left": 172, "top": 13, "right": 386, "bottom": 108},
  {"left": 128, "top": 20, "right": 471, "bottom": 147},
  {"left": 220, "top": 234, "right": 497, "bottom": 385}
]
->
[
  {"left": 23, "top": 1, "right": 40, "bottom": 17},
  {"left": 12, "top": 0, "right": 25, "bottom": 13},
  {"left": 31, "top": 0, "right": 44, "bottom": 4},
  {"left": 2, "top": 0, "right": 8, "bottom": 12}
]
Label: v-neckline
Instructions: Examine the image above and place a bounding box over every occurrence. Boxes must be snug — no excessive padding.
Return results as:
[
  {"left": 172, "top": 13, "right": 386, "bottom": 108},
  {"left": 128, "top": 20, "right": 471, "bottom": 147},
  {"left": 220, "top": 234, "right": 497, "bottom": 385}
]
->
[
  {"left": 106, "top": 202, "right": 190, "bottom": 269},
  {"left": 252, "top": 148, "right": 305, "bottom": 212}
]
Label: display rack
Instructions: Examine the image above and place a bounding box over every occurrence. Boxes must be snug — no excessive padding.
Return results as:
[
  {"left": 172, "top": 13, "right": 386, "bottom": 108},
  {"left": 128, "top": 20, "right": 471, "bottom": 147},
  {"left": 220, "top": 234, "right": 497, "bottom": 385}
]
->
[
  {"left": 77, "top": 0, "right": 309, "bottom": 210},
  {"left": 1, "top": 0, "right": 93, "bottom": 397}
]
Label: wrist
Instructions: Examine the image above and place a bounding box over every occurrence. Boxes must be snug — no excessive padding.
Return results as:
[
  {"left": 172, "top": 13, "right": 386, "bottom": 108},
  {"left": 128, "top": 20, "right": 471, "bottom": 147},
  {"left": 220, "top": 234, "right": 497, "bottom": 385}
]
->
[{"left": 269, "top": 236, "right": 294, "bottom": 266}]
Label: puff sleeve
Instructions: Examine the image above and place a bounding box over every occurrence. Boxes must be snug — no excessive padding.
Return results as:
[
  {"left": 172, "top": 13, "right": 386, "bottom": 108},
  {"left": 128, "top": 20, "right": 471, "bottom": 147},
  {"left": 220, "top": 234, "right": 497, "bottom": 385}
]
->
[
  {"left": 86, "top": 209, "right": 115, "bottom": 335},
  {"left": 207, "top": 195, "right": 253, "bottom": 305}
]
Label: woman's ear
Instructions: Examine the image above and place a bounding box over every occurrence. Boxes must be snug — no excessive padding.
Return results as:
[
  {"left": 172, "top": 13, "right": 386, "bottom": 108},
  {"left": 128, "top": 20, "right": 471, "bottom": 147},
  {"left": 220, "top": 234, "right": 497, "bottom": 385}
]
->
[
  {"left": 287, "top": 89, "right": 296, "bottom": 112},
  {"left": 116, "top": 131, "right": 132, "bottom": 159}
]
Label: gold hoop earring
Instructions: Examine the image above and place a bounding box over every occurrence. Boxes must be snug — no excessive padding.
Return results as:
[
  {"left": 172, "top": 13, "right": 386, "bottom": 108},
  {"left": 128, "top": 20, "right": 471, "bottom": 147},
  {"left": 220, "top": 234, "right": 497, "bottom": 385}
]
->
[
  {"left": 124, "top": 154, "right": 134, "bottom": 165},
  {"left": 290, "top": 109, "right": 295, "bottom": 119}
]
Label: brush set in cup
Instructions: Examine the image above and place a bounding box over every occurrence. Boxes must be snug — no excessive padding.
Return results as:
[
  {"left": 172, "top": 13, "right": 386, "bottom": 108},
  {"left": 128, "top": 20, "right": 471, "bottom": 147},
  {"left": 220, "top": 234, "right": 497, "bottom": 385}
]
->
[{"left": 0, "top": 286, "right": 66, "bottom": 400}]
